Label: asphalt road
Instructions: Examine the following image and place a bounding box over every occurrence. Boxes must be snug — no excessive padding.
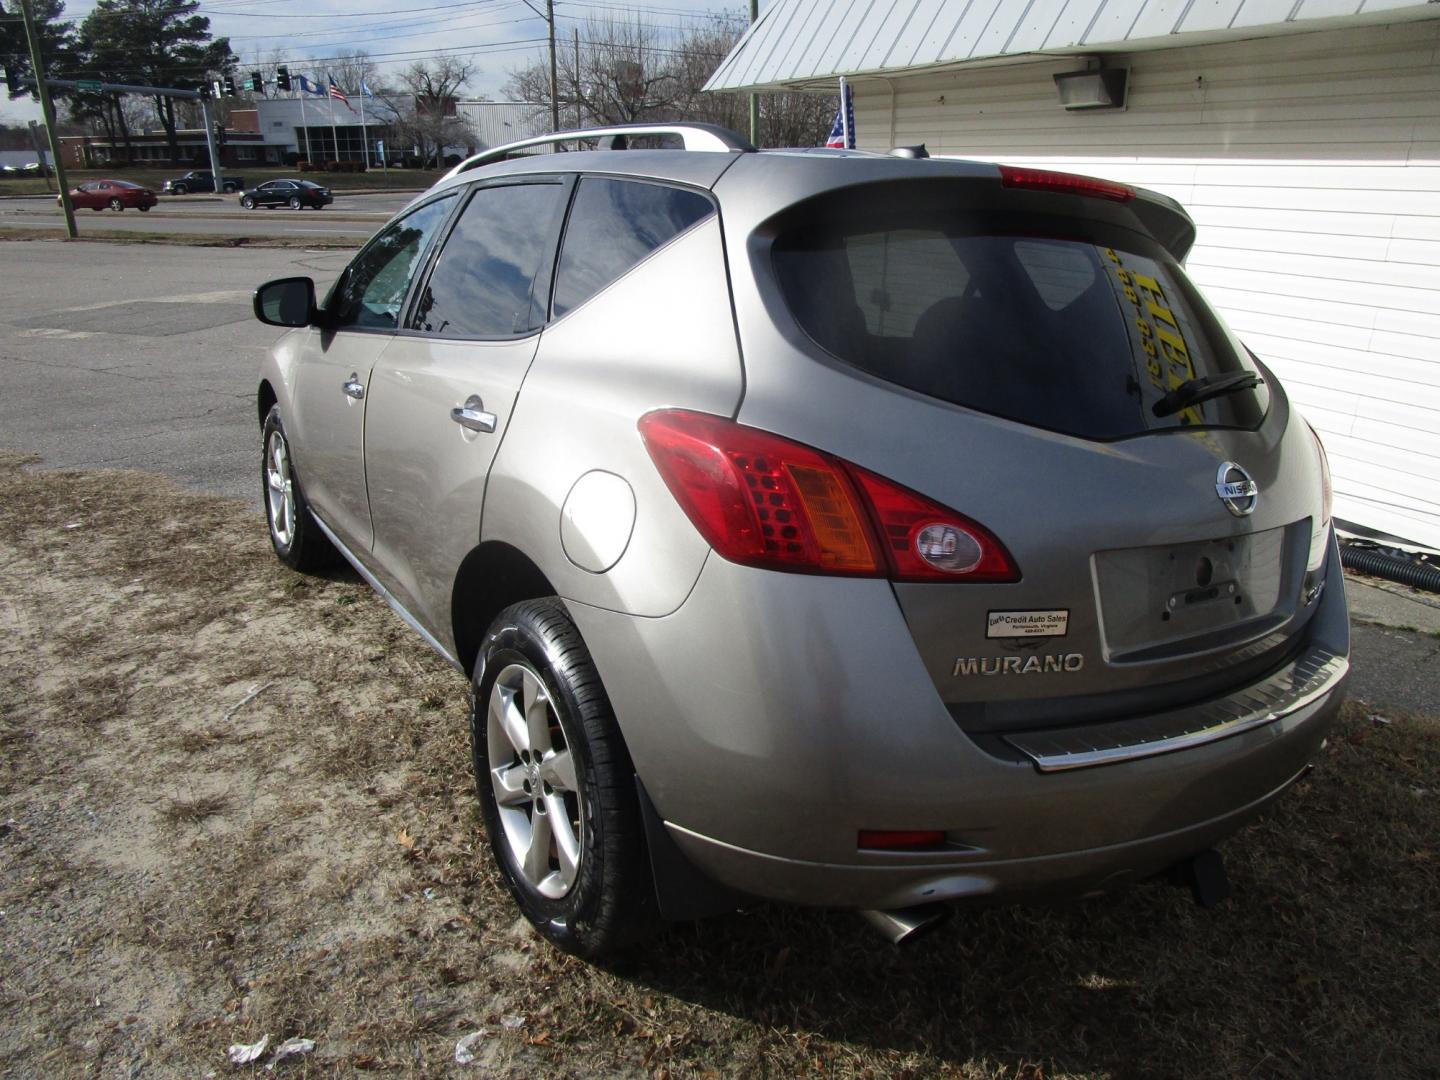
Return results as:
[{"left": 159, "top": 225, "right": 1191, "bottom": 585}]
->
[
  {"left": 0, "top": 239, "right": 349, "bottom": 505},
  {"left": 0, "top": 190, "right": 411, "bottom": 238}
]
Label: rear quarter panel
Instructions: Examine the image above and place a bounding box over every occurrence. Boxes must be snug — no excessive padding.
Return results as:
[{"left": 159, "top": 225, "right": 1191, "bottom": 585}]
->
[{"left": 481, "top": 213, "right": 743, "bottom": 617}]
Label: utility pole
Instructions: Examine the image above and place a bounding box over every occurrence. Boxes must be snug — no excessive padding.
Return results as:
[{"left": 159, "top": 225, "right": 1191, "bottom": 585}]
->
[
  {"left": 26, "top": 120, "right": 53, "bottom": 193},
  {"left": 573, "top": 28, "right": 581, "bottom": 130},
  {"left": 18, "top": 0, "right": 76, "bottom": 237},
  {"left": 546, "top": 0, "right": 559, "bottom": 133},
  {"left": 199, "top": 95, "right": 224, "bottom": 189},
  {"left": 747, "top": 0, "right": 759, "bottom": 146}
]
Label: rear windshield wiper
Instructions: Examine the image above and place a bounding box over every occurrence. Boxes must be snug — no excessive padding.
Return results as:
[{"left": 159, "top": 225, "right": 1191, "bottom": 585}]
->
[{"left": 1152, "top": 371, "right": 1262, "bottom": 417}]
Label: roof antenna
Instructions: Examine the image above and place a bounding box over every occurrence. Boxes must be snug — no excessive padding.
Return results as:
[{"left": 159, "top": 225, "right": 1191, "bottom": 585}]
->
[{"left": 889, "top": 144, "right": 929, "bottom": 159}]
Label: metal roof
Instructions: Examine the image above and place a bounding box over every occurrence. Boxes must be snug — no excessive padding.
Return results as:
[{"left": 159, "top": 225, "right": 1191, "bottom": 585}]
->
[
  {"left": 454, "top": 101, "right": 551, "bottom": 151},
  {"left": 704, "top": 0, "right": 1440, "bottom": 91}
]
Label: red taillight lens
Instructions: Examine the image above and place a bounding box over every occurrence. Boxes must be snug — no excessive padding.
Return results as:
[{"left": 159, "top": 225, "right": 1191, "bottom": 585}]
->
[
  {"left": 638, "top": 410, "right": 1019, "bottom": 582},
  {"left": 999, "top": 164, "right": 1135, "bottom": 203},
  {"left": 850, "top": 466, "right": 1020, "bottom": 582},
  {"left": 858, "top": 829, "right": 947, "bottom": 850},
  {"left": 637, "top": 410, "right": 878, "bottom": 574}
]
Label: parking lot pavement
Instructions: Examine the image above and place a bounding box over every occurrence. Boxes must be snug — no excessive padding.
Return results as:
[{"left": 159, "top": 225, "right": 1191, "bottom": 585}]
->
[
  {"left": 1346, "top": 578, "right": 1440, "bottom": 715},
  {"left": 0, "top": 239, "right": 350, "bottom": 504}
]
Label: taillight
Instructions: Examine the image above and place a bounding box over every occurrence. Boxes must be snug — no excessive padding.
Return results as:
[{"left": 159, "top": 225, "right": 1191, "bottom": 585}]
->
[
  {"left": 638, "top": 409, "right": 1019, "bottom": 583},
  {"left": 1306, "top": 422, "right": 1333, "bottom": 573},
  {"left": 999, "top": 164, "right": 1135, "bottom": 203},
  {"left": 849, "top": 466, "right": 1019, "bottom": 582}
]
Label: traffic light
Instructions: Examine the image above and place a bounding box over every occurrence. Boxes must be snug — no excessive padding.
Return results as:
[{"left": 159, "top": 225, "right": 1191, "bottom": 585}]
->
[
  {"left": 275, "top": 66, "right": 291, "bottom": 92},
  {"left": 246, "top": 70, "right": 263, "bottom": 94},
  {"left": 222, "top": 75, "right": 237, "bottom": 97}
]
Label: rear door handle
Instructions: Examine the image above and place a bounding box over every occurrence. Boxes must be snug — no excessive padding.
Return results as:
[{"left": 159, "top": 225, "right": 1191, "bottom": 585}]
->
[
  {"left": 451, "top": 395, "right": 497, "bottom": 433},
  {"left": 342, "top": 373, "right": 365, "bottom": 400}
]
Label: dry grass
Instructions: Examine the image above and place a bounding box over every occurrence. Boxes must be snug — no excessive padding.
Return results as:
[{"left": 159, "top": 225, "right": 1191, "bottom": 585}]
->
[{"left": 0, "top": 448, "right": 1436, "bottom": 1079}]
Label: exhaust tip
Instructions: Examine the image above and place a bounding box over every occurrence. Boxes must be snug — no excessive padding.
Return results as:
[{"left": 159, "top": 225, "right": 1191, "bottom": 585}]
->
[{"left": 859, "top": 904, "right": 949, "bottom": 945}]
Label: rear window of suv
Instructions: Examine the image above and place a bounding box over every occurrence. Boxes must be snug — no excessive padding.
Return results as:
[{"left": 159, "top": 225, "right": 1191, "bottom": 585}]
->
[{"left": 772, "top": 202, "right": 1269, "bottom": 441}]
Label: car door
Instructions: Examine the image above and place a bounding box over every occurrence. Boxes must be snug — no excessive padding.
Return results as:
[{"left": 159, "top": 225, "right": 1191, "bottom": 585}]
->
[
  {"left": 362, "top": 176, "right": 571, "bottom": 639},
  {"left": 286, "top": 193, "right": 458, "bottom": 553},
  {"left": 259, "top": 181, "right": 282, "bottom": 206}
]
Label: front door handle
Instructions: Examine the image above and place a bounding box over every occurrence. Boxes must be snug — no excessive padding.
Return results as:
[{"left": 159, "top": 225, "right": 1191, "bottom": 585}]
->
[
  {"left": 342, "top": 373, "right": 365, "bottom": 400},
  {"left": 451, "top": 395, "right": 497, "bottom": 433}
]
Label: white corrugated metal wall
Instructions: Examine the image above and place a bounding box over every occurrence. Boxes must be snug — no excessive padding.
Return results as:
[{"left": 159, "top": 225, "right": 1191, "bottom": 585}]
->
[{"left": 851, "top": 21, "right": 1440, "bottom": 548}]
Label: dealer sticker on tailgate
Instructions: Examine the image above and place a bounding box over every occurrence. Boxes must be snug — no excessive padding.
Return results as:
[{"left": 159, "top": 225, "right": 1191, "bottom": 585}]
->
[{"left": 987, "top": 610, "right": 1069, "bottom": 639}]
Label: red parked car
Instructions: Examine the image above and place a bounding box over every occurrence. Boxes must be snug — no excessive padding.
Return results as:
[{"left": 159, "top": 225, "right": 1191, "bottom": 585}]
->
[{"left": 61, "top": 179, "right": 158, "bottom": 212}]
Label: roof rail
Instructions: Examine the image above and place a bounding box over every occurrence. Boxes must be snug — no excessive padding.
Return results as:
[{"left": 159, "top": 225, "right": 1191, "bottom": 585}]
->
[{"left": 442, "top": 123, "right": 755, "bottom": 180}]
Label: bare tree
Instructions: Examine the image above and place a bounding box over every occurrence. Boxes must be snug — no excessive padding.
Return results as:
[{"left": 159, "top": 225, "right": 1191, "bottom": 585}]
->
[
  {"left": 505, "top": 14, "right": 831, "bottom": 147},
  {"left": 328, "top": 50, "right": 379, "bottom": 98},
  {"left": 397, "top": 56, "right": 476, "bottom": 165}
]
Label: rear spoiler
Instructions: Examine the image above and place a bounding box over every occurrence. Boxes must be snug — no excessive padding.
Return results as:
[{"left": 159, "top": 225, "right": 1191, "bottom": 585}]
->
[
  {"left": 1131, "top": 188, "right": 1197, "bottom": 264},
  {"left": 995, "top": 164, "right": 1197, "bottom": 263}
]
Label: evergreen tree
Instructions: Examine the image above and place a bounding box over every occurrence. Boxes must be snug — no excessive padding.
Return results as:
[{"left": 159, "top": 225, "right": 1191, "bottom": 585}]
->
[{"left": 76, "top": 0, "right": 234, "bottom": 164}]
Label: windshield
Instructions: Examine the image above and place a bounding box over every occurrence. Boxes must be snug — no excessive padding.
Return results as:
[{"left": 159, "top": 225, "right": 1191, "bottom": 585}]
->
[{"left": 772, "top": 202, "right": 1269, "bottom": 440}]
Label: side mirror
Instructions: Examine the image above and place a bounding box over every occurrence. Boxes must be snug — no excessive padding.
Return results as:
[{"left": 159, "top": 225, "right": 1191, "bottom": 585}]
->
[{"left": 253, "top": 276, "right": 319, "bottom": 327}]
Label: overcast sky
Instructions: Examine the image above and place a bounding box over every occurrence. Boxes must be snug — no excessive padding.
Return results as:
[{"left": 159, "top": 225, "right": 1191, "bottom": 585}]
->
[{"left": 2, "top": 0, "right": 757, "bottom": 126}]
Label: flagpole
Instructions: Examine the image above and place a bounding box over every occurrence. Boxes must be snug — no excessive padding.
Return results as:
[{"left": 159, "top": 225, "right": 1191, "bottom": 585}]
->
[
  {"left": 298, "top": 90, "right": 312, "bottom": 166},
  {"left": 359, "top": 88, "right": 370, "bottom": 170},
  {"left": 328, "top": 78, "right": 339, "bottom": 164},
  {"left": 839, "top": 76, "right": 851, "bottom": 150}
]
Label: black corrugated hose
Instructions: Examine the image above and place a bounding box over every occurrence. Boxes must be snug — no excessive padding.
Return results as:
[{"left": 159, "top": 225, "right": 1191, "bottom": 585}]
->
[{"left": 1340, "top": 544, "right": 1440, "bottom": 594}]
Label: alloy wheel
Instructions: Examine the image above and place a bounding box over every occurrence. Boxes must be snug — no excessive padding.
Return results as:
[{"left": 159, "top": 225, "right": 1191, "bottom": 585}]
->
[
  {"left": 486, "top": 662, "right": 583, "bottom": 899},
  {"left": 265, "top": 429, "right": 296, "bottom": 549}
]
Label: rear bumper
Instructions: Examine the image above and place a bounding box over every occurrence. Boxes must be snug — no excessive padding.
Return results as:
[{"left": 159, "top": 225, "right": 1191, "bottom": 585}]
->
[
  {"left": 565, "top": 538, "right": 1348, "bottom": 910},
  {"left": 665, "top": 754, "right": 1325, "bottom": 910}
]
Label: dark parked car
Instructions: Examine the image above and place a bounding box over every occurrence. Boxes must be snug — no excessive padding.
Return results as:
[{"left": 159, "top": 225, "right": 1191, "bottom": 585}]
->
[
  {"left": 161, "top": 170, "right": 244, "bottom": 195},
  {"left": 60, "top": 179, "right": 158, "bottom": 212},
  {"left": 240, "top": 179, "right": 333, "bottom": 210}
]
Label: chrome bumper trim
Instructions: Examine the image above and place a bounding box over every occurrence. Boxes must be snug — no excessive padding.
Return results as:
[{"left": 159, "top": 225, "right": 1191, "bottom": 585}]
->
[{"left": 1004, "top": 645, "right": 1347, "bottom": 773}]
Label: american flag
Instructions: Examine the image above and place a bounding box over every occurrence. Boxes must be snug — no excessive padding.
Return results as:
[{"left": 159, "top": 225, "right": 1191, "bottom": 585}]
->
[
  {"left": 328, "top": 76, "right": 356, "bottom": 113},
  {"left": 824, "top": 81, "right": 855, "bottom": 149}
]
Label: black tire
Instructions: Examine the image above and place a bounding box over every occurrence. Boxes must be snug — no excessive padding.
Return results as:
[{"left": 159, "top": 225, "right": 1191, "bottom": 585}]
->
[
  {"left": 241, "top": 195, "right": 255, "bottom": 209},
  {"left": 137, "top": 205, "right": 150, "bottom": 212},
  {"left": 223, "top": 183, "right": 238, "bottom": 193},
  {"left": 108, "top": 197, "right": 123, "bottom": 211},
  {"left": 261, "top": 404, "right": 337, "bottom": 573},
  {"left": 172, "top": 184, "right": 187, "bottom": 195},
  {"left": 288, "top": 196, "right": 301, "bottom": 210},
  {"left": 472, "top": 599, "right": 655, "bottom": 958}
]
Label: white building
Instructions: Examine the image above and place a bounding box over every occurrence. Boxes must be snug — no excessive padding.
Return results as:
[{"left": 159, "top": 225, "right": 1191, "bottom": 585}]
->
[
  {"left": 708, "top": 1, "right": 1440, "bottom": 549},
  {"left": 455, "top": 101, "right": 551, "bottom": 152}
]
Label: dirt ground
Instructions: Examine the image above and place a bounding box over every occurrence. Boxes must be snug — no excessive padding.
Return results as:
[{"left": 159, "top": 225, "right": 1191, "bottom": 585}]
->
[{"left": 0, "top": 449, "right": 1436, "bottom": 1079}]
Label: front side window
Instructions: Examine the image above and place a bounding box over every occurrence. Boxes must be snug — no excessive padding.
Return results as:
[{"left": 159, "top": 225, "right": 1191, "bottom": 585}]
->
[
  {"left": 329, "top": 195, "right": 456, "bottom": 331},
  {"left": 411, "top": 181, "right": 566, "bottom": 339},
  {"left": 552, "top": 177, "right": 714, "bottom": 318}
]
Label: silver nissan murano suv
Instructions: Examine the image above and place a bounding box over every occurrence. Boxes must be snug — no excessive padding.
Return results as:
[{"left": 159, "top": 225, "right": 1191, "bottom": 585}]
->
[{"left": 253, "top": 124, "right": 1349, "bottom": 957}]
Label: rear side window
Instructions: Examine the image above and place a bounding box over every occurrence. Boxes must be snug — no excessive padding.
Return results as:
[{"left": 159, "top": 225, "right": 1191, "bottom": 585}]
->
[
  {"left": 553, "top": 178, "right": 713, "bottom": 318},
  {"left": 773, "top": 202, "right": 1269, "bottom": 440},
  {"left": 412, "top": 181, "right": 566, "bottom": 339}
]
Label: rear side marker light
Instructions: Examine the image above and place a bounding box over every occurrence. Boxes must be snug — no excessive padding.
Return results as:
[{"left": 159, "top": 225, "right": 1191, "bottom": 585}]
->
[
  {"left": 859, "top": 829, "right": 947, "bottom": 850},
  {"left": 999, "top": 164, "right": 1135, "bottom": 203},
  {"left": 638, "top": 409, "right": 1020, "bottom": 583}
]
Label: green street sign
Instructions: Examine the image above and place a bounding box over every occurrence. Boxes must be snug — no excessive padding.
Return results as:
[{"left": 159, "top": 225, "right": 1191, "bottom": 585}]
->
[{"left": 74, "top": 80, "right": 103, "bottom": 90}]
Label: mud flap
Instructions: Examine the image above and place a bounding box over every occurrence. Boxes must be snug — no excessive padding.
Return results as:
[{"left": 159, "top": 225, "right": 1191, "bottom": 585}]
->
[{"left": 636, "top": 779, "right": 747, "bottom": 921}]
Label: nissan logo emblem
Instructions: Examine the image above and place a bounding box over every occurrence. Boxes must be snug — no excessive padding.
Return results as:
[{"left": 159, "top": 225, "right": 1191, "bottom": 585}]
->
[{"left": 1216, "top": 461, "right": 1259, "bottom": 517}]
